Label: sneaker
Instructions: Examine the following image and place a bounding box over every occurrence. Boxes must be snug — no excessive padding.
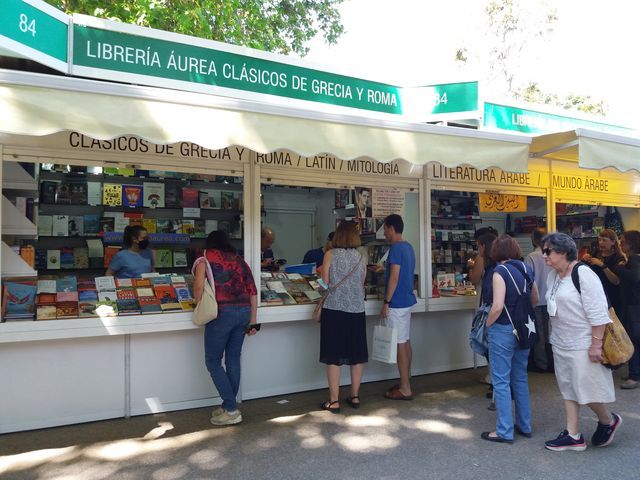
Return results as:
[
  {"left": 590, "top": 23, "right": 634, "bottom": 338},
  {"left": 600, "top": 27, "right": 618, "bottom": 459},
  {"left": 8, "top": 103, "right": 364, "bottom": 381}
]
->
[
  {"left": 544, "top": 430, "right": 587, "bottom": 452},
  {"left": 210, "top": 409, "right": 242, "bottom": 426},
  {"left": 591, "top": 413, "right": 622, "bottom": 447},
  {"left": 210, "top": 407, "right": 224, "bottom": 419},
  {"left": 620, "top": 379, "right": 639, "bottom": 390}
]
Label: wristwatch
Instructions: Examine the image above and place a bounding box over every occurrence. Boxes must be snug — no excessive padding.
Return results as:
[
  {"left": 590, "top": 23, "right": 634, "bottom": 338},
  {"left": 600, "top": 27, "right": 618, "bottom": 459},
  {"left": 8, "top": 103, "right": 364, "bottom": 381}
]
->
[{"left": 383, "top": 299, "right": 391, "bottom": 305}]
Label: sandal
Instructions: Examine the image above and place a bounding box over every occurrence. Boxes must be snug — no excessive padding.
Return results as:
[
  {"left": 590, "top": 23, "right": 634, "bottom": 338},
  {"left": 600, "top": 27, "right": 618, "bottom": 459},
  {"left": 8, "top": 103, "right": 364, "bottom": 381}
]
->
[
  {"left": 346, "top": 396, "right": 361, "bottom": 409},
  {"left": 384, "top": 389, "right": 413, "bottom": 401},
  {"left": 386, "top": 383, "right": 400, "bottom": 394},
  {"left": 320, "top": 400, "right": 340, "bottom": 414},
  {"left": 481, "top": 431, "right": 513, "bottom": 444}
]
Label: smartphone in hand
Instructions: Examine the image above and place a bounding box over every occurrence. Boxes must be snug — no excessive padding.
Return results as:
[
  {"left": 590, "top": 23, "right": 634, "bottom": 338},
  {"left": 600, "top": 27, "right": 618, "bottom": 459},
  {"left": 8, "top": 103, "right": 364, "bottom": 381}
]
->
[{"left": 245, "top": 323, "right": 261, "bottom": 334}]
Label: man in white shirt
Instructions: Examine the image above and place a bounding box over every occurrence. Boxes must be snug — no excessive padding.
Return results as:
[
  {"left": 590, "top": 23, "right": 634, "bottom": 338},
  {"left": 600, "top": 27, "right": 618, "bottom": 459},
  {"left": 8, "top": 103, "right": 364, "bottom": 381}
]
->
[{"left": 525, "top": 227, "right": 554, "bottom": 372}]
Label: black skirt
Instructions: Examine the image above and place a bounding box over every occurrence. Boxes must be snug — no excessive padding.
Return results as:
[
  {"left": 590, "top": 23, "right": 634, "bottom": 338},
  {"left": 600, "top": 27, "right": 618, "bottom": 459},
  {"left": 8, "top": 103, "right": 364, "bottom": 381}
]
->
[{"left": 319, "top": 307, "right": 368, "bottom": 366}]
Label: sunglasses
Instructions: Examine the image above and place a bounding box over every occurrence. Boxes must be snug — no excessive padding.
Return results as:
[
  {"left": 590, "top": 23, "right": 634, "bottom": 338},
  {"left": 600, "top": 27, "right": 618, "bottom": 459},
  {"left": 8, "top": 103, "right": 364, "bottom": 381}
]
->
[{"left": 542, "top": 248, "right": 554, "bottom": 256}]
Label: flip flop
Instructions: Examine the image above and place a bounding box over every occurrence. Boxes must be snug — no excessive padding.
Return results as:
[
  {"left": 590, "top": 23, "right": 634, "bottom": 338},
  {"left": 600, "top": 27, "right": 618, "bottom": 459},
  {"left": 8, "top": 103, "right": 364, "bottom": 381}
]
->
[{"left": 384, "top": 389, "right": 413, "bottom": 401}]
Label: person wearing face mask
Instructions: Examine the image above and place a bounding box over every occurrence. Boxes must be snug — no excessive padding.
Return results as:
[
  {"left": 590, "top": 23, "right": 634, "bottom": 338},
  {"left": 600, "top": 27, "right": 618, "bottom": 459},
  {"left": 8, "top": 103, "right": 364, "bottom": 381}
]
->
[{"left": 106, "top": 225, "right": 155, "bottom": 278}]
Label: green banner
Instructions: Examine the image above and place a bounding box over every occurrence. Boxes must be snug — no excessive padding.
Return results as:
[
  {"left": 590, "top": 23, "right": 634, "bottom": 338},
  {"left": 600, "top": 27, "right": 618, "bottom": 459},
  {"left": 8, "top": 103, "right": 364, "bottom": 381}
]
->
[
  {"left": 483, "top": 102, "right": 631, "bottom": 135},
  {"left": 0, "top": 0, "right": 68, "bottom": 70}
]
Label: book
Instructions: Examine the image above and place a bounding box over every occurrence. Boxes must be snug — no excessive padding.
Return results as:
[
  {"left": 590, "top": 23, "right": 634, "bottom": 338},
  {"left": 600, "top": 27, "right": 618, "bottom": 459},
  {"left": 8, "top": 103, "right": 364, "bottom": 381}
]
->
[
  {"left": 104, "top": 246, "right": 121, "bottom": 268},
  {"left": 143, "top": 182, "right": 165, "bottom": 208},
  {"left": 99, "top": 217, "right": 115, "bottom": 233},
  {"left": 78, "top": 301, "right": 99, "bottom": 317},
  {"left": 150, "top": 275, "right": 172, "bottom": 285},
  {"left": 68, "top": 215, "right": 84, "bottom": 236},
  {"left": 103, "top": 183, "right": 123, "bottom": 206},
  {"left": 181, "top": 187, "right": 200, "bottom": 207},
  {"left": 20, "top": 245, "right": 35, "bottom": 268},
  {"left": 116, "top": 298, "right": 141, "bottom": 314},
  {"left": 181, "top": 220, "right": 195, "bottom": 236},
  {"left": 156, "top": 219, "right": 173, "bottom": 233},
  {"left": 37, "top": 279, "right": 57, "bottom": 294},
  {"left": 60, "top": 248, "right": 75, "bottom": 269},
  {"left": 116, "top": 288, "right": 137, "bottom": 300},
  {"left": 56, "top": 301, "right": 79, "bottom": 319},
  {"left": 69, "top": 181, "right": 88, "bottom": 204},
  {"left": 136, "top": 287, "right": 154, "bottom": 298},
  {"left": 73, "top": 248, "right": 89, "bottom": 269},
  {"left": 52, "top": 215, "right": 69, "bottom": 237},
  {"left": 55, "top": 182, "right": 72, "bottom": 204},
  {"left": 78, "top": 289, "right": 98, "bottom": 301},
  {"left": 165, "top": 182, "right": 181, "bottom": 208},
  {"left": 95, "top": 276, "right": 117, "bottom": 292},
  {"left": 156, "top": 249, "right": 173, "bottom": 268},
  {"left": 194, "top": 219, "right": 206, "bottom": 238},
  {"left": 122, "top": 184, "right": 144, "bottom": 207},
  {"left": 142, "top": 218, "right": 157, "bottom": 233},
  {"left": 180, "top": 300, "right": 196, "bottom": 311},
  {"left": 138, "top": 295, "right": 162, "bottom": 313},
  {"left": 98, "top": 291, "right": 118, "bottom": 302},
  {"left": 56, "top": 276, "right": 78, "bottom": 292},
  {"left": 221, "top": 191, "right": 236, "bottom": 210},
  {"left": 154, "top": 285, "right": 181, "bottom": 310},
  {"left": 114, "top": 216, "right": 130, "bottom": 232},
  {"left": 35, "top": 248, "right": 47, "bottom": 270},
  {"left": 83, "top": 214, "right": 100, "bottom": 235},
  {"left": 95, "top": 300, "right": 118, "bottom": 317},
  {"left": 173, "top": 250, "right": 188, "bottom": 267},
  {"left": 3, "top": 282, "right": 37, "bottom": 317},
  {"left": 174, "top": 286, "right": 192, "bottom": 301},
  {"left": 36, "top": 305, "right": 57, "bottom": 320},
  {"left": 87, "top": 181, "right": 102, "bottom": 205},
  {"left": 38, "top": 215, "right": 53, "bottom": 236},
  {"left": 115, "top": 278, "right": 134, "bottom": 288},
  {"left": 170, "top": 275, "right": 186, "bottom": 285},
  {"left": 56, "top": 291, "right": 79, "bottom": 303},
  {"left": 46, "top": 249, "right": 61, "bottom": 269},
  {"left": 40, "top": 180, "right": 59, "bottom": 204},
  {"left": 170, "top": 219, "right": 183, "bottom": 234},
  {"left": 133, "top": 278, "right": 152, "bottom": 287}
]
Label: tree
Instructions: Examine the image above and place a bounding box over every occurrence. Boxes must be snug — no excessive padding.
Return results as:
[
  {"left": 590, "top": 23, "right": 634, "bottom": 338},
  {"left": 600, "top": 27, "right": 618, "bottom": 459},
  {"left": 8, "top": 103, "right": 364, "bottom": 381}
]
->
[
  {"left": 44, "top": 0, "right": 345, "bottom": 56},
  {"left": 455, "top": 0, "right": 606, "bottom": 116}
]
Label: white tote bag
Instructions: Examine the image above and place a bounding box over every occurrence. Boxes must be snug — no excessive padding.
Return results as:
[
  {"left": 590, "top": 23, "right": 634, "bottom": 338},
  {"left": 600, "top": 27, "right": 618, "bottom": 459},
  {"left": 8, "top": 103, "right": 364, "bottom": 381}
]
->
[{"left": 372, "top": 319, "right": 398, "bottom": 364}]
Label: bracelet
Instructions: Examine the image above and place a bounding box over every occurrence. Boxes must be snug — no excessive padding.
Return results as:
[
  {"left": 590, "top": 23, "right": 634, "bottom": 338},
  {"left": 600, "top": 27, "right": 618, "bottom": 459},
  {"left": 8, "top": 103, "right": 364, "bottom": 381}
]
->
[{"left": 592, "top": 335, "right": 603, "bottom": 341}]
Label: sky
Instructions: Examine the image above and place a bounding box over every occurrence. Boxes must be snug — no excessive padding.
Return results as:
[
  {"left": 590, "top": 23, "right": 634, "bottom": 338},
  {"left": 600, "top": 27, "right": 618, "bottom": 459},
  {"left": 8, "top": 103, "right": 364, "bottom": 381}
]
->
[{"left": 303, "top": 0, "right": 640, "bottom": 128}]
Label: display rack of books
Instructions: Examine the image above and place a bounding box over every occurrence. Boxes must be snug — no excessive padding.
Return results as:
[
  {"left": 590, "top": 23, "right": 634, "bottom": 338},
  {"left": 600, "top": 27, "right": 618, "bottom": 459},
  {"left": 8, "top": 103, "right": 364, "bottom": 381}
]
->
[
  {"left": 431, "top": 191, "right": 479, "bottom": 298},
  {"left": 1, "top": 162, "right": 39, "bottom": 321},
  {"left": 260, "top": 271, "right": 327, "bottom": 307},
  {"left": 555, "top": 203, "right": 603, "bottom": 248},
  {"left": 35, "top": 165, "right": 244, "bottom": 276}
]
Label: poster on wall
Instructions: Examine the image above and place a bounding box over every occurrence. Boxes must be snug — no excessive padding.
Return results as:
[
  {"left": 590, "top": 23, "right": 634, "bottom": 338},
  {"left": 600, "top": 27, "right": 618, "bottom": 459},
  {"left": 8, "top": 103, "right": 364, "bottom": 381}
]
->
[
  {"left": 354, "top": 187, "right": 373, "bottom": 218},
  {"left": 372, "top": 187, "right": 404, "bottom": 218},
  {"left": 479, "top": 193, "right": 527, "bottom": 213}
]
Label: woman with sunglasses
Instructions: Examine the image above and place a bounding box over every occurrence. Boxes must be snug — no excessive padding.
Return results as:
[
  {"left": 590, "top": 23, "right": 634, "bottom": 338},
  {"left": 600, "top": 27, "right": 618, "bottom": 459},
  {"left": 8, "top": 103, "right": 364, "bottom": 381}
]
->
[{"left": 542, "top": 233, "right": 621, "bottom": 451}]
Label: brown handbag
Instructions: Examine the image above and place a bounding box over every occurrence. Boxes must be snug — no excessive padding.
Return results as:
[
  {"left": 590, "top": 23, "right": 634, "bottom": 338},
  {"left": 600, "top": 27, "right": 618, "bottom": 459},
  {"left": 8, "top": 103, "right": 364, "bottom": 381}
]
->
[
  {"left": 601, "top": 308, "right": 634, "bottom": 367},
  {"left": 313, "top": 253, "right": 363, "bottom": 322}
]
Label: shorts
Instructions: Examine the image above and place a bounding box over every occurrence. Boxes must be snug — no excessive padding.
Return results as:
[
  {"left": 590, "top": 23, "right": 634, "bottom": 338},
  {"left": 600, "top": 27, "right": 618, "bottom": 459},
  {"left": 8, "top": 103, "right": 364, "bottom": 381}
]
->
[{"left": 386, "top": 306, "right": 413, "bottom": 343}]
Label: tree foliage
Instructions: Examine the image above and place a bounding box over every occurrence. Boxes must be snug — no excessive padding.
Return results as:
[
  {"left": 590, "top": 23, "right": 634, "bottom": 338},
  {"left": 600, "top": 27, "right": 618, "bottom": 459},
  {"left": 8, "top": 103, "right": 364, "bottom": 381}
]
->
[
  {"left": 44, "top": 0, "right": 345, "bottom": 56},
  {"left": 456, "top": 0, "right": 606, "bottom": 116}
]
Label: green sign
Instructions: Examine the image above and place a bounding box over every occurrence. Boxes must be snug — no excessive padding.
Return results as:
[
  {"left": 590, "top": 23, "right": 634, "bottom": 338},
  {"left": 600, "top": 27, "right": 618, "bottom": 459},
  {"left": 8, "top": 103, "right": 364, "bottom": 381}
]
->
[
  {"left": 0, "top": 0, "right": 68, "bottom": 72},
  {"left": 483, "top": 102, "right": 631, "bottom": 135},
  {"left": 72, "top": 24, "right": 404, "bottom": 115}
]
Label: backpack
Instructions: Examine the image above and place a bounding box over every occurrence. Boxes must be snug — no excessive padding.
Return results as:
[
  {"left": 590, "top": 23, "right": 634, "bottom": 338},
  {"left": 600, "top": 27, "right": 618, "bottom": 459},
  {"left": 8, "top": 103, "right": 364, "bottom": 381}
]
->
[{"left": 498, "top": 261, "right": 538, "bottom": 349}]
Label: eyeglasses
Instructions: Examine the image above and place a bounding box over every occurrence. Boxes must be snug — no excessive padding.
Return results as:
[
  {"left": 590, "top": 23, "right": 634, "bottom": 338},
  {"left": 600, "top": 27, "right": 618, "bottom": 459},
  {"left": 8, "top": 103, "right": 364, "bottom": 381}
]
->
[{"left": 542, "top": 248, "right": 554, "bottom": 256}]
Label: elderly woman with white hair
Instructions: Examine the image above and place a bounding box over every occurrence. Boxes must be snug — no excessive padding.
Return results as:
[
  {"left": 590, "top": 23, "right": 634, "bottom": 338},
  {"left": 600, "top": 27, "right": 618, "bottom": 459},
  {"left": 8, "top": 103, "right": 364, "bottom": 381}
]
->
[{"left": 542, "top": 232, "right": 622, "bottom": 452}]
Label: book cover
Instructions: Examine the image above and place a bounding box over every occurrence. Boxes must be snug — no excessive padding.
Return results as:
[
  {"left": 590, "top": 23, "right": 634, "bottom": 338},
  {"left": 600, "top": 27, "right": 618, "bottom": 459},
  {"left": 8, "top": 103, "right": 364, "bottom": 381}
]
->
[
  {"left": 95, "top": 300, "right": 118, "bottom": 317},
  {"left": 87, "top": 181, "right": 102, "bottom": 205},
  {"left": 142, "top": 218, "right": 157, "bottom": 233},
  {"left": 104, "top": 246, "right": 121, "bottom": 268},
  {"left": 83, "top": 214, "right": 100, "bottom": 235},
  {"left": 114, "top": 216, "right": 130, "bottom": 232},
  {"left": 155, "top": 285, "right": 181, "bottom": 310},
  {"left": 73, "top": 248, "right": 89, "bottom": 269},
  {"left": 116, "top": 298, "right": 141, "bottom": 314},
  {"left": 170, "top": 275, "right": 186, "bottom": 285},
  {"left": 180, "top": 300, "right": 195, "bottom": 311},
  {"left": 99, "top": 217, "right": 115, "bottom": 233},
  {"left": 173, "top": 250, "right": 188, "bottom": 267},
  {"left": 181, "top": 187, "right": 200, "bottom": 208},
  {"left": 35, "top": 249, "right": 47, "bottom": 271},
  {"left": 122, "top": 185, "right": 144, "bottom": 207},
  {"left": 56, "top": 301, "right": 79, "bottom": 319},
  {"left": 70, "top": 181, "right": 88, "bottom": 204},
  {"left": 199, "top": 190, "right": 213, "bottom": 209},
  {"left": 136, "top": 287, "right": 154, "bottom": 298},
  {"left": 60, "top": 248, "right": 75, "bottom": 269},
  {"left": 36, "top": 305, "right": 57, "bottom": 320},
  {"left": 335, "top": 189, "right": 351, "bottom": 208},
  {"left": 40, "top": 180, "right": 59, "bottom": 204},
  {"left": 56, "top": 291, "right": 79, "bottom": 303},
  {"left": 98, "top": 291, "right": 118, "bottom": 302},
  {"left": 46, "top": 250, "right": 61, "bottom": 270},
  {"left": 56, "top": 276, "right": 78, "bottom": 292},
  {"left": 103, "top": 183, "right": 123, "bottom": 206},
  {"left": 37, "top": 279, "right": 57, "bottom": 294},
  {"left": 181, "top": 220, "right": 195, "bottom": 236},
  {"left": 170, "top": 219, "right": 183, "bottom": 234},
  {"left": 78, "top": 301, "right": 99, "bottom": 317},
  {"left": 68, "top": 216, "right": 84, "bottom": 236},
  {"left": 52, "top": 215, "right": 69, "bottom": 237},
  {"left": 205, "top": 219, "right": 218, "bottom": 234},
  {"left": 156, "top": 219, "right": 173, "bottom": 233},
  {"left": 221, "top": 191, "right": 236, "bottom": 210},
  {"left": 155, "top": 249, "right": 173, "bottom": 268},
  {"left": 115, "top": 278, "right": 134, "bottom": 288},
  {"left": 55, "top": 182, "right": 72, "bottom": 204},
  {"left": 133, "top": 278, "right": 152, "bottom": 287},
  {"left": 4, "top": 282, "right": 37, "bottom": 315},
  {"left": 78, "top": 289, "right": 98, "bottom": 301},
  {"left": 95, "top": 276, "right": 117, "bottom": 292},
  {"left": 138, "top": 296, "right": 162, "bottom": 313},
  {"left": 116, "top": 288, "right": 137, "bottom": 300},
  {"left": 143, "top": 182, "right": 165, "bottom": 208},
  {"left": 165, "top": 182, "right": 181, "bottom": 208},
  {"left": 194, "top": 219, "right": 206, "bottom": 238},
  {"left": 151, "top": 275, "right": 172, "bottom": 285},
  {"left": 174, "top": 286, "right": 192, "bottom": 301},
  {"left": 38, "top": 215, "right": 53, "bottom": 236}
]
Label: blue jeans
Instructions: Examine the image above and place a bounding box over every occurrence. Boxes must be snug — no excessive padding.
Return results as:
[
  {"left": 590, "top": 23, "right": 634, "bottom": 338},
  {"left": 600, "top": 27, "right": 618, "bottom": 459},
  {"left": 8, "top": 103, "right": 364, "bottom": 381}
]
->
[
  {"left": 622, "top": 306, "right": 640, "bottom": 381},
  {"left": 488, "top": 322, "right": 532, "bottom": 440},
  {"left": 204, "top": 306, "right": 250, "bottom": 411}
]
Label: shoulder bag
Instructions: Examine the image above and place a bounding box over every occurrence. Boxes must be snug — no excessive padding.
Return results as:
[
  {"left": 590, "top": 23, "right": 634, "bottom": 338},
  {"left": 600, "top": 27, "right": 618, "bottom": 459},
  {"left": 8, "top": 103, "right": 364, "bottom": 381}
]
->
[
  {"left": 191, "top": 251, "right": 219, "bottom": 326},
  {"left": 313, "top": 252, "right": 363, "bottom": 322}
]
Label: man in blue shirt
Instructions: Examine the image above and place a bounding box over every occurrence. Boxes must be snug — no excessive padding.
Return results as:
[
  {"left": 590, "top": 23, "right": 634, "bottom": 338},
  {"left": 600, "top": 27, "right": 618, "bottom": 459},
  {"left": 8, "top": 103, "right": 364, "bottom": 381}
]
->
[{"left": 371, "top": 214, "right": 417, "bottom": 400}]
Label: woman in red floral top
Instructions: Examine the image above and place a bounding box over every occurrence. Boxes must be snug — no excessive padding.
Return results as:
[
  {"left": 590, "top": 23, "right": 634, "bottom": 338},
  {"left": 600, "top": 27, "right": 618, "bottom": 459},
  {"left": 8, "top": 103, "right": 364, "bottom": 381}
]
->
[{"left": 194, "top": 230, "right": 257, "bottom": 426}]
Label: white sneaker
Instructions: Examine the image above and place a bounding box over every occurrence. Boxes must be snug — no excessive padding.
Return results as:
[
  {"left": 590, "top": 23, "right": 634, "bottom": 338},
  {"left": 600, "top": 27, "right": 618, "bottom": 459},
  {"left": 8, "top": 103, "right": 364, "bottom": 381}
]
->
[
  {"left": 210, "top": 407, "right": 224, "bottom": 418},
  {"left": 210, "top": 409, "right": 242, "bottom": 426}
]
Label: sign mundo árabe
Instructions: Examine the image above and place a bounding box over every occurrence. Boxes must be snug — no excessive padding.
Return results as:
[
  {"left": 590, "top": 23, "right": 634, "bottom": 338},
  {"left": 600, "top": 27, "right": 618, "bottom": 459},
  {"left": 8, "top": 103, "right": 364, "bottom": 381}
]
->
[
  {"left": 483, "top": 102, "right": 632, "bottom": 135},
  {"left": 0, "top": 0, "right": 68, "bottom": 72}
]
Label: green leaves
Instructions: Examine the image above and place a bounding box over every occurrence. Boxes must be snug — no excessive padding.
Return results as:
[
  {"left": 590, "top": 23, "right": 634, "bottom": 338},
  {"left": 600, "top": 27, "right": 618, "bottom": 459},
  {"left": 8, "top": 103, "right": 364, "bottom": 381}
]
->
[{"left": 44, "top": 0, "right": 345, "bottom": 56}]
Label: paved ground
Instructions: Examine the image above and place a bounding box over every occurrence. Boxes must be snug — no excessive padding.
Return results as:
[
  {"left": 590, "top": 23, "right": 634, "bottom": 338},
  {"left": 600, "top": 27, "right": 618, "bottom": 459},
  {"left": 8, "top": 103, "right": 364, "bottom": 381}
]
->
[{"left": 1, "top": 367, "right": 638, "bottom": 480}]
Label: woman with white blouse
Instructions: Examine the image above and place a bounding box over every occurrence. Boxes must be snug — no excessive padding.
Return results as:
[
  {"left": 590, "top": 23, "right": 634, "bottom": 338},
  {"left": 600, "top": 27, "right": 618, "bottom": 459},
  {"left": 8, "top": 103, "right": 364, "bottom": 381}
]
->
[{"left": 542, "top": 232, "right": 622, "bottom": 452}]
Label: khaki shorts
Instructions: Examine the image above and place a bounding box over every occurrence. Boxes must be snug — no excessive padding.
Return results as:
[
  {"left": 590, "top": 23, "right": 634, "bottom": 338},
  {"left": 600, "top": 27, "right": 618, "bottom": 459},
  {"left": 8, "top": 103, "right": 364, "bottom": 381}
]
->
[{"left": 386, "top": 306, "right": 413, "bottom": 343}]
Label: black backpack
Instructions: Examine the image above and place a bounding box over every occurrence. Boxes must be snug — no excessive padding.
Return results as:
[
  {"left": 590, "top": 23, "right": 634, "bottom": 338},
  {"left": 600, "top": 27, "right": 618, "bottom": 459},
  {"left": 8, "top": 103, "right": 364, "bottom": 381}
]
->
[{"left": 498, "top": 261, "right": 538, "bottom": 349}]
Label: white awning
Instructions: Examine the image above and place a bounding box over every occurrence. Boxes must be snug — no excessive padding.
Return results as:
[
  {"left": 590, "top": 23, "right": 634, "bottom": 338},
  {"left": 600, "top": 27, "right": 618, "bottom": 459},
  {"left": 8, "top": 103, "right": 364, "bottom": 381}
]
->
[
  {"left": 0, "top": 70, "right": 531, "bottom": 171},
  {"left": 531, "top": 128, "right": 640, "bottom": 172}
]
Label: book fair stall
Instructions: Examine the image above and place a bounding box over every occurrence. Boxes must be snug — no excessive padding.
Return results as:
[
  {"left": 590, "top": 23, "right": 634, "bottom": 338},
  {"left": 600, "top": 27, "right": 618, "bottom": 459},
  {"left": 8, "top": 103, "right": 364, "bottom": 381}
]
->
[{"left": 4, "top": 0, "right": 640, "bottom": 433}]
